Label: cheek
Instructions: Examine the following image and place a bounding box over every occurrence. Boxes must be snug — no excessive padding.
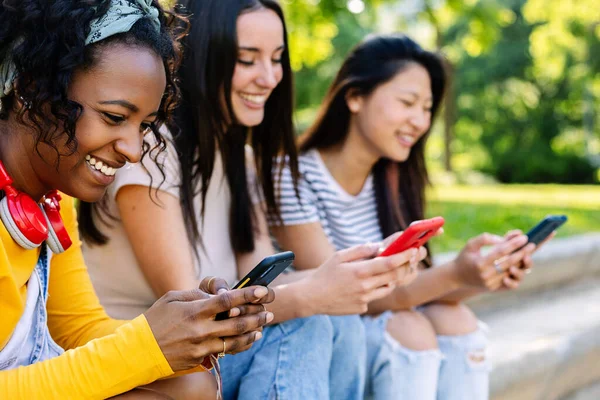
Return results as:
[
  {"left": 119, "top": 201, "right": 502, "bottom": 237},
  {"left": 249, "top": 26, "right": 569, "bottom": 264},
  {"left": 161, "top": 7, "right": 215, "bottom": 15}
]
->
[
  {"left": 71, "top": 114, "right": 113, "bottom": 159},
  {"left": 274, "top": 64, "right": 283, "bottom": 85},
  {"left": 231, "top": 66, "right": 253, "bottom": 92},
  {"left": 364, "top": 100, "right": 397, "bottom": 134}
]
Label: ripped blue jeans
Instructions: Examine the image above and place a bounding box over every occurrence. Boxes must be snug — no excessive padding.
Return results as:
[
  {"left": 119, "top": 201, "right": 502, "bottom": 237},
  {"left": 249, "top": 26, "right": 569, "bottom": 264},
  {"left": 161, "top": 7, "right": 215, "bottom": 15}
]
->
[{"left": 363, "top": 311, "right": 490, "bottom": 400}]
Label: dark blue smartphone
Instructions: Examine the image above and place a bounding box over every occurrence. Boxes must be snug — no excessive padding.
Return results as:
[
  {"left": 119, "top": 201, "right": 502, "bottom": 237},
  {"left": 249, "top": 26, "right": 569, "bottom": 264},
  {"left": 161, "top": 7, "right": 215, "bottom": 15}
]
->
[
  {"left": 214, "top": 251, "right": 294, "bottom": 320},
  {"left": 526, "top": 214, "right": 567, "bottom": 245}
]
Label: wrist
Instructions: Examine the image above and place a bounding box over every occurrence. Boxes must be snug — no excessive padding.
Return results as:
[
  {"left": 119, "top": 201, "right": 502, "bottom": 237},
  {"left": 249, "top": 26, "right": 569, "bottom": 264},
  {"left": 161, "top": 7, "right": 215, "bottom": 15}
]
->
[
  {"left": 444, "top": 259, "right": 464, "bottom": 290},
  {"left": 291, "top": 276, "right": 319, "bottom": 319}
]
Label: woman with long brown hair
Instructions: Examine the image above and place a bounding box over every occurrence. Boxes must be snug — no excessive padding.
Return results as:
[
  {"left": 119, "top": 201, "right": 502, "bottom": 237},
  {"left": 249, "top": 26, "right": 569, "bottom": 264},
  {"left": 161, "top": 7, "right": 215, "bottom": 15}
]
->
[
  {"left": 271, "top": 33, "right": 540, "bottom": 400},
  {"left": 79, "top": 1, "right": 422, "bottom": 398}
]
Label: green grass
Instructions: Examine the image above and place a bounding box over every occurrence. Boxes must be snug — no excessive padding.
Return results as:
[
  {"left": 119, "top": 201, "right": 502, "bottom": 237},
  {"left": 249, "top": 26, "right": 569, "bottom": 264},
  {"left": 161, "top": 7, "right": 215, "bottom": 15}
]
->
[{"left": 425, "top": 184, "right": 600, "bottom": 253}]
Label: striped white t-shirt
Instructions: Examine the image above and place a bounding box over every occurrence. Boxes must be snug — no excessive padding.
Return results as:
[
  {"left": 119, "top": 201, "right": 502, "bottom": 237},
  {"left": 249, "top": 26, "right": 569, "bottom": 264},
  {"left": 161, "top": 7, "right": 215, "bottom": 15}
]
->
[{"left": 273, "top": 149, "right": 383, "bottom": 251}]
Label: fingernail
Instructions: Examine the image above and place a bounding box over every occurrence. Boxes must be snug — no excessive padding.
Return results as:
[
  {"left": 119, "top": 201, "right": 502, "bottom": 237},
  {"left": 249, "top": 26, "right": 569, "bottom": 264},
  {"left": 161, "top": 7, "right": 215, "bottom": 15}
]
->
[
  {"left": 255, "top": 332, "right": 263, "bottom": 341},
  {"left": 254, "top": 287, "right": 268, "bottom": 298},
  {"left": 229, "top": 307, "right": 240, "bottom": 317},
  {"left": 217, "top": 288, "right": 228, "bottom": 295},
  {"left": 266, "top": 312, "right": 274, "bottom": 323},
  {"left": 410, "top": 249, "right": 418, "bottom": 263},
  {"left": 368, "top": 242, "right": 381, "bottom": 252}
]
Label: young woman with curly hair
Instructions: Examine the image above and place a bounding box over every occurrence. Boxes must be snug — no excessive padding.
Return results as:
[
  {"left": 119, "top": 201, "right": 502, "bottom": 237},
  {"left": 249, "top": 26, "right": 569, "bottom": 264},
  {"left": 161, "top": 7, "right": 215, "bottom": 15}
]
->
[{"left": 0, "top": 1, "right": 274, "bottom": 399}]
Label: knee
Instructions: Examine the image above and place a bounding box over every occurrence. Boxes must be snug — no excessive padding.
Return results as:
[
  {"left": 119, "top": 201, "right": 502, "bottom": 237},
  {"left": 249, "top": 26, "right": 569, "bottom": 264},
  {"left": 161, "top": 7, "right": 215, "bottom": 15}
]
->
[
  {"left": 385, "top": 310, "right": 438, "bottom": 351},
  {"left": 108, "top": 388, "right": 175, "bottom": 400},
  {"left": 330, "top": 315, "right": 366, "bottom": 349},
  {"left": 420, "top": 302, "right": 478, "bottom": 336},
  {"left": 307, "top": 314, "right": 335, "bottom": 337},
  {"left": 284, "top": 314, "right": 335, "bottom": 341},
  {"left": 140, "top": 372, "right": 217, "bottom": 400},
  {"left": 173, "top": 373, "right": 218, "bottom": 400}
]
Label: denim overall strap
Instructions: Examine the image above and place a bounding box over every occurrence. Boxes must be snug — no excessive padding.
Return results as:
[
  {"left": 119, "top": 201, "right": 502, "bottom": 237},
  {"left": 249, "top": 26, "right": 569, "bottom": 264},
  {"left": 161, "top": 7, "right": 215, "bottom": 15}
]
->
[
  {"left": 36, "top": 243, "right": 51, "bottom": 298},
  {"left": 0, "top": 244, "right": 62, "bottom": 370},
  {"left": 28, "top": 243, "right": 63, "bottom": 364}
]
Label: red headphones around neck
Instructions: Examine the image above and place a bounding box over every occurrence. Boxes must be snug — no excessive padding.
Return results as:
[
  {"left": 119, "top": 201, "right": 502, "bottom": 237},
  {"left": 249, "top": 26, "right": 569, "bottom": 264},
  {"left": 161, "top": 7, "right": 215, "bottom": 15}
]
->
[{"left": 0, "top": 161, "right": 72, "bottom": 253}]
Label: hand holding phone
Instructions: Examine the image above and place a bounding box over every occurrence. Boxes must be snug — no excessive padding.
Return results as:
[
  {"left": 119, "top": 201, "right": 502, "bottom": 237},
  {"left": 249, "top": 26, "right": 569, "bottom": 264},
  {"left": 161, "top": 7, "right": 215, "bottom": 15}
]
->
[
  {"left": 215, "top": 251, "right": 294, "bottom": 320},
  {"left": 379, "top": 217, "right": 445, "bottom": 257}
]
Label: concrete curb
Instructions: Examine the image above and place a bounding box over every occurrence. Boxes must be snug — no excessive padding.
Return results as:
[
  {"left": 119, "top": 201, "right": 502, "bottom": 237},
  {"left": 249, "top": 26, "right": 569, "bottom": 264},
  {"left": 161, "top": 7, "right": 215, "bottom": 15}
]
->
[
  {"left": 433, "top": 233, "right": 600, "bottom": 315},
  {"left": 490, "top": 318, "right": 600, "bottom": 400}
]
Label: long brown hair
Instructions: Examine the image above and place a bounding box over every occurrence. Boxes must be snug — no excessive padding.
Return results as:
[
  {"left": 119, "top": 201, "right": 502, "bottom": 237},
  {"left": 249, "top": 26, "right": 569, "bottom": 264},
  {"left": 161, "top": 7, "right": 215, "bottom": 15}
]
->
[
  {"left": 173, "top": 0, "right": 298, "bottom": 254},
  {"left": 299, "top": 34, "right": 446, "bottom": 266}
]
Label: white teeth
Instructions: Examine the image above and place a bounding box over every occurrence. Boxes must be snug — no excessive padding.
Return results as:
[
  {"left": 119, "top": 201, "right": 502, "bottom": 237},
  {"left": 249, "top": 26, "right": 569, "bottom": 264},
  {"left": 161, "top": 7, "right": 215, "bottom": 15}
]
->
[
  {"left": 400, "top": 135, "right": 414, "bottom": 144},
  {"left": 85, "top": 157, "right": 118, "bottom": 177},
  {"left": 240, "top": 93, "right": 267, "bottom": 105}
]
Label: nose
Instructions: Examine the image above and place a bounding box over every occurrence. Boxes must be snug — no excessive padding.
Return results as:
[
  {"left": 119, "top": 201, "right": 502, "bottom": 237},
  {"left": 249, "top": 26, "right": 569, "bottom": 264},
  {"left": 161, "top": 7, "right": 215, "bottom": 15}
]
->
[
  {"left": 114, "top": 128, "right": 144, "bottom": 164},
  {"left": 410, "top": 108, "right": 431, "bottom": 132},
  {"left": 256, "top": 61, "right": 279, "bottom": 89}
]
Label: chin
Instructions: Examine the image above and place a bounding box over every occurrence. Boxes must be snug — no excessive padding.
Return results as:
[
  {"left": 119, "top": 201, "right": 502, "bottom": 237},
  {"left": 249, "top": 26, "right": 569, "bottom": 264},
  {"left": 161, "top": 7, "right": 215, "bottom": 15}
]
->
[
  {"left": 237, "top": 112, "right": 265, "bottom": 127},
  {"left": 387, "top": 151, "right": 411, "bottom": 163},
  {"left": 68, "top": 186, "right": 108, "bottom": 203}
]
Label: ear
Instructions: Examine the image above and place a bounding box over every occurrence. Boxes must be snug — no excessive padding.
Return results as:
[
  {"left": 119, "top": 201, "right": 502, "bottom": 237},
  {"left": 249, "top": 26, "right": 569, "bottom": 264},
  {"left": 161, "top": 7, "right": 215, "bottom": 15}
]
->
[{"left": 345, "top": 88, "right": 363, "bottom": 114}]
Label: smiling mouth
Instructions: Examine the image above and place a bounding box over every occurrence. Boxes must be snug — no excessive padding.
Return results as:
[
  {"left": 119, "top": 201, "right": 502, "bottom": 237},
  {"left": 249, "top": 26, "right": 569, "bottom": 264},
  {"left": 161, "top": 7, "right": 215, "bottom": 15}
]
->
[
  {"left": 239, "top": 92, "right": 268, "bottom": 106},
  {"left": 85, "top": 155, "right": 118, "bottom": 177},
  {"left": 397, "top": 134, "right": 417, "bottom": 147}
]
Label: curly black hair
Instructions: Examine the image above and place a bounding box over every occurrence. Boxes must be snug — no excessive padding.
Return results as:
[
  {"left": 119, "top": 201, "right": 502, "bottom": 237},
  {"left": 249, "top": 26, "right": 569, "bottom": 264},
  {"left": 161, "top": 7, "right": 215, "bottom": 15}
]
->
[{"left": 0, "top": 0, "right": 187, "bottom": 244}]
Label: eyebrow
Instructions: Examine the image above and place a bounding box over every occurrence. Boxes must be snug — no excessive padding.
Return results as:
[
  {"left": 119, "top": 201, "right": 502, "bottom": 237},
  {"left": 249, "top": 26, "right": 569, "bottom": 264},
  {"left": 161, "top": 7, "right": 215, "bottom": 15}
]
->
[
  {"left": 398, "top": 90, "right": 433, "bottom": 102},
  {"left": 238, "top": 45, "right": 285, "bottom": 53},
  {"left": 99, "top": 100, "right": 158, "bottom": 117}
]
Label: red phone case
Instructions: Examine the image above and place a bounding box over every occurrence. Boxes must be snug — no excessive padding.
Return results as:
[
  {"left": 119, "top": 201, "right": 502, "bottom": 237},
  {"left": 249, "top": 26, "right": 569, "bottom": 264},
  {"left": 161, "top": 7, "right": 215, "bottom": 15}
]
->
[{"left": 379, "top": 217, "right": 445, "bottom": 257}]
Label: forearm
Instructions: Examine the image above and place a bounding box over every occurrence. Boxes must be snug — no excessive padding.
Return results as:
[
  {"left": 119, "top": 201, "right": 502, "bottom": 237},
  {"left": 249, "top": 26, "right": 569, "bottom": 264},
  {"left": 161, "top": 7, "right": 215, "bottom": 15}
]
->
[
  {"left": 271, "top": 268, "right": 314, "bottom": 285},
  {"left": 433, "top": 287, "right": 486, "bottom": 303},
  {"left": 264, "top": 278, "right": 315, "bottom": 324},
  {"left": 0, "top": 316, "right": 174, "bottom": 400},
  {"left": 366, "top": 261, "right": 462, "bottom": 314}
]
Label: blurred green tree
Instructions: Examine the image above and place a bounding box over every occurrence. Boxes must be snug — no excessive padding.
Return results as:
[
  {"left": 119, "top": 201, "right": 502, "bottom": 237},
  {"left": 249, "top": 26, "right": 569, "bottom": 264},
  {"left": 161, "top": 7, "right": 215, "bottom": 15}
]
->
[{"left": 284, "top": 0, "right": 598, "bottom": 183}]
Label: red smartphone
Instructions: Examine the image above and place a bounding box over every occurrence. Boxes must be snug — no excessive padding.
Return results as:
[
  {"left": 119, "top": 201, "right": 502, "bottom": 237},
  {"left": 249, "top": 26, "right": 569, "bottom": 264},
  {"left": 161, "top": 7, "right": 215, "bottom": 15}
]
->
[{"left": 379, "top": 217, "right": 445, "bottom": 257}]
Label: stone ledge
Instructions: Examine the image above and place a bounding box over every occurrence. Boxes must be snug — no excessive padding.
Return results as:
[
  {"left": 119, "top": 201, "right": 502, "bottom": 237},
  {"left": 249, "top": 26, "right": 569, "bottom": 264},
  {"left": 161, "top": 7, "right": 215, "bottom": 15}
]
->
[
  {"left": 433, "top": 233, "right": 600, "bottom": 315},
  {"left": 482, "top": 279, "right": 600, "bottom": 400}
]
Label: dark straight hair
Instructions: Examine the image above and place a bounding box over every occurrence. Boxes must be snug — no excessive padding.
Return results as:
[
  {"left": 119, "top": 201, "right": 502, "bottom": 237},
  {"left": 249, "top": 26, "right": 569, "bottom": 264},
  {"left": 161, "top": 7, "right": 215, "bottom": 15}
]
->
[
  {"left": 174, "top": 0, "right": 298, "bottom": 254},
  {"left": 299, "top": 34, "right": 446, "bottom": 266}
]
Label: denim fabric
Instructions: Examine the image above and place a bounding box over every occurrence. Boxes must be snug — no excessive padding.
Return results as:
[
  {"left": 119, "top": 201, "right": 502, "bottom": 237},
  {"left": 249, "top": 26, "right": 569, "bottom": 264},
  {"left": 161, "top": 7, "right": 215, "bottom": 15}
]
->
[
  {"left": 363, "top": 311, "right": 442, "bottom": 400},
  {"left": 436, "top": 322, "right": 491, "bottom": 400},
  {"left": 363, "top": 311, "right": 489, "bottom": 400},
  {"left": 219, "top": 314, "right": 366, "bottom": 400},
  {"left": 0, "top": 245, "right": 63, "bottom": 370},
  {"left": 328, "top": 315, "right": 367, "bottom": 400}
]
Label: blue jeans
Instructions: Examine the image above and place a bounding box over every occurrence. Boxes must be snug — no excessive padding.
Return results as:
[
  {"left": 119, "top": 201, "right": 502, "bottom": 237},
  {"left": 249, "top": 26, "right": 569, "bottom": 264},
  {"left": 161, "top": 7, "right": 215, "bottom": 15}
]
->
[
  {"left": 220, "top": 314, "right": 366, "bottom": 400},
  {"left": 363, "top": 311, "right": 490, "bottom": 400}
]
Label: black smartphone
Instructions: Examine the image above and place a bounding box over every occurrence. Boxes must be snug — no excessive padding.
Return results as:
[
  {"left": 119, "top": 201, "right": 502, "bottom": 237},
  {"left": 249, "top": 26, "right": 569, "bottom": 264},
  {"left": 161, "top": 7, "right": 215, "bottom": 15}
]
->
[
  {"left": 214, "top": 251, "right": 294, "bottom": 320},
  {"left": 525, "top": 214, "right": 568, "bottom": 245}
]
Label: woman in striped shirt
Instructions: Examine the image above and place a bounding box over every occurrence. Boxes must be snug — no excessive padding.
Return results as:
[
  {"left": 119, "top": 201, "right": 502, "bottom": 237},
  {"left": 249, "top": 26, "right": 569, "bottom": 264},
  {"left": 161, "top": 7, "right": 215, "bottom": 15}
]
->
[{"left": 271, "top": 34, "right": 539, "bottom": 400}]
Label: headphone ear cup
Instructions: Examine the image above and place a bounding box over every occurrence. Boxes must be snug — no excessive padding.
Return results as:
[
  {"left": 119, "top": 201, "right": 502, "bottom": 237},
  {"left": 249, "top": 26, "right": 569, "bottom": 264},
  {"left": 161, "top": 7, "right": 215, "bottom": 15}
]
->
[
  {"left": 40, "top": 202, "right": 72, "bottom": 254},
  {"left": 0, "top": 196, "right": 42, "bottom": 250}
]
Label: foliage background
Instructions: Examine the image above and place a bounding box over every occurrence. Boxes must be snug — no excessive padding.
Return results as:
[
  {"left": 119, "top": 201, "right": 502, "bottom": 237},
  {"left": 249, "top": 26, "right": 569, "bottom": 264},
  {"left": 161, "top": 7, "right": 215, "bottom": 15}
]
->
[
  {"left": 282, "top": 0, "right": 600, "bottom": 185},
  {"left": 161, "top": 0, "right": 600, "bottom": 250}
]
